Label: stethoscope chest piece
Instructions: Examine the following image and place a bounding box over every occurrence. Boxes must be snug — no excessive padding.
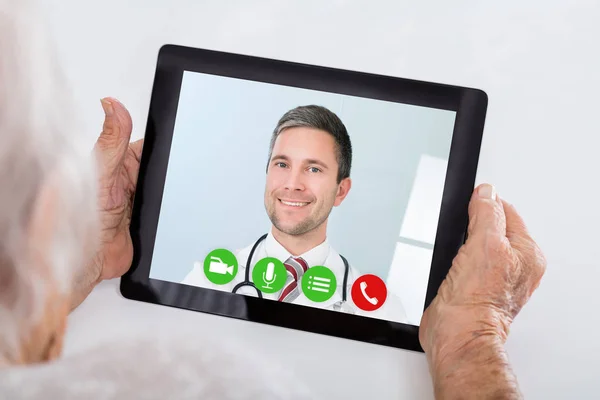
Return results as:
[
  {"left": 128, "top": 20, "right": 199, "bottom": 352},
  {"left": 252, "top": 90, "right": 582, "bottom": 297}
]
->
[{"left": 333, "top": 300, "right": 355, "bottom": 314}]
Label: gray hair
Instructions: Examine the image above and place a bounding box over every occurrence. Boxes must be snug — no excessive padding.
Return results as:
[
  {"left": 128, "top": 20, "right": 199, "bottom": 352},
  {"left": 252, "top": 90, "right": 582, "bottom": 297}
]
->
[
  {"left": 0, "top": 0, "right": 98, "bottom": 360},
  {"left": 266, "top": 105, "right": 352, "bottom": 183}
]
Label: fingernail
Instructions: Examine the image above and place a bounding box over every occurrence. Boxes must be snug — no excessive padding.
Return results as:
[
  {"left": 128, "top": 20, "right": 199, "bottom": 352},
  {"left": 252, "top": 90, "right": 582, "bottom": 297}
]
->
[
  {"left": 478, "top": 184, "right": 497, "bottom": 200},
  {"left": 100, "top": 98, "right": 114, "bottom": 117}
]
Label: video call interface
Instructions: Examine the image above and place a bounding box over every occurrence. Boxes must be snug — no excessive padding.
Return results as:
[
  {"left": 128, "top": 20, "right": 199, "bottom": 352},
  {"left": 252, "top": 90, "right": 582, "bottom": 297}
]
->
[{"left": 149, "top": 70, "right": 457, "bottom": 326}]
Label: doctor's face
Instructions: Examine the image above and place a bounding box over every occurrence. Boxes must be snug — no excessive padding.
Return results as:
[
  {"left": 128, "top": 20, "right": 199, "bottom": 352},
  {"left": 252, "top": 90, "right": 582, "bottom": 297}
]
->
[{"left": 264, "top": 127, "right": 351, "bottom": 237}]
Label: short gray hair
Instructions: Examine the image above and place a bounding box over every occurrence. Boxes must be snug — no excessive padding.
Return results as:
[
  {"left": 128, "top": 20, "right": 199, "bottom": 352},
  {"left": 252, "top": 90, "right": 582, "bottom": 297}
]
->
[
  {"left": 266, "top": 105, "right": 352, "bottom": 183},
  {"left": 0, "top": 0, "right": 98, "bottom": 359}
]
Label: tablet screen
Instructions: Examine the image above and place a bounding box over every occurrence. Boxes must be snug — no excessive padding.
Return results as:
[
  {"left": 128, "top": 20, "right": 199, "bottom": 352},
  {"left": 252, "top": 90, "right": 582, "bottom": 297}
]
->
[{"left": 148, "top": 70, "right": 456, "bottom": 326}]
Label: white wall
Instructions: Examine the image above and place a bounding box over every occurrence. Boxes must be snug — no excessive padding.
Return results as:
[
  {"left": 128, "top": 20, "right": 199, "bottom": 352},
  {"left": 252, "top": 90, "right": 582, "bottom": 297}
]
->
[{"left": 39, "top": 1, "right": 600, "bottom": 399}]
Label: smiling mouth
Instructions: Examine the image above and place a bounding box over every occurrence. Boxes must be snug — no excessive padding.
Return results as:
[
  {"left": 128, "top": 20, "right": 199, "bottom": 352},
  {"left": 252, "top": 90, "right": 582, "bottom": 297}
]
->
[{"left": 279, "top": 199, "right": 310, "bottom": 207}]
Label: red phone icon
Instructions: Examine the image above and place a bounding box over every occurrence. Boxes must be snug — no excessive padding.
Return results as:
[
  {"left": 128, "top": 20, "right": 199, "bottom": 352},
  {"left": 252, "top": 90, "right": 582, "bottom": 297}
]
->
[
  {"left": 351, "top": 275, "right": 387, "bottom": 311},
  {"left": 360, "top": 281, "right": 378, "bottom": 305}
]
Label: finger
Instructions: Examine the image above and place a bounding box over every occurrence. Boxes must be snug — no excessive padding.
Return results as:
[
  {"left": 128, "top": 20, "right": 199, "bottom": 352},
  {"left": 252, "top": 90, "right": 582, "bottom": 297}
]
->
[
  {"left": 502, "top": 200, "right": 529, "bottom": 242},
  {"left": 125, "top": 139, "right": 144, "bottom": 187},
  {"left": 467, "top": 183, "right": 507, "bottom": 239},
  {"left": 129, "top": 139, "right": 144, "bottom": 162},
  {"left": 97, "top": 97, "right": 133, "bottom": 149},
  {"left": 502, "top": 199, "right": 547, "bottom": 297},
  {"left": 502, "top": 199, "right": 538, "bottom": 257}
]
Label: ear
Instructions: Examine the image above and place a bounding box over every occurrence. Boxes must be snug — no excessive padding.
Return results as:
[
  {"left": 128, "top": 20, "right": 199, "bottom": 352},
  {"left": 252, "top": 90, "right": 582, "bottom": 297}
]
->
[
  {"left": 0, "top": 174, "right": 60, "bottom": 363},
  {"left": 40, "top": 294, "right": 69, "bottom": 362},
  {"left": 0, "top": 175, "right": 70, "bottom": 365},
  {"left": 0, "top": 254, "right": 19, "bottom": 310},
  {"left": 26, "top": 174, "right": 60, "bottom": 277},
  {"left": 333, "top": 177, "right": 352, "bottom": 207},
  {"left": 22, "top": 175, "right": 70, "bottom": 363},
  {"left": 19, "top": 288, "right": 70, "bottom": 364}
]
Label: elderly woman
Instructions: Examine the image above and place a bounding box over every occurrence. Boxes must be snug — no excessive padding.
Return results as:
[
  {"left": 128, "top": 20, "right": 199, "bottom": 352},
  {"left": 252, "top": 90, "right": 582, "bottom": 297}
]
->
[{"left": 0, "top": 1, "right": 546, "bottom": 399}]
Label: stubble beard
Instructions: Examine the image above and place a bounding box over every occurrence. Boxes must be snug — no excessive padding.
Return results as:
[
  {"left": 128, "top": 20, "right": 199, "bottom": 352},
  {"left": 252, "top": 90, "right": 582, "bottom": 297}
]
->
[{"left": 265, "top": 197, "right": 333, "bottom": 237}]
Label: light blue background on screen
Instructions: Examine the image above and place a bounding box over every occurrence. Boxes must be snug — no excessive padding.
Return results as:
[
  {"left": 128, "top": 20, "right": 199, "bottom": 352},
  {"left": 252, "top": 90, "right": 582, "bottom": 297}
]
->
[{"left": 149, "top": 71, "right": 455, "bottom": 285}]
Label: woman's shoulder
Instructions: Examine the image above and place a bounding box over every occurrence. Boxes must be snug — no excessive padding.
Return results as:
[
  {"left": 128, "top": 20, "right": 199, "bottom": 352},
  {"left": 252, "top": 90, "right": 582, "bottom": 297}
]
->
[{"left": 0, "top": 334, "right": 314, "bottom": 400}]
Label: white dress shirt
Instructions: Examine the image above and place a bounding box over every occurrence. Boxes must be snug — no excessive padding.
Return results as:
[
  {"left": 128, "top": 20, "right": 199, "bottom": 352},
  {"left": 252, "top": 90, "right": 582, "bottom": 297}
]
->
[{"left": 182, "top": 232, "right": 408, "bottom": 324}]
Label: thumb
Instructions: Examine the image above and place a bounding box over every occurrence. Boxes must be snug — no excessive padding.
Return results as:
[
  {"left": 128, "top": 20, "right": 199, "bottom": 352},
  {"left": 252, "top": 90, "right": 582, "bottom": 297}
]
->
[
  {"left": 97, "top": 97, "right": 133, "bottom": 148},
  {"left": 466, "top": 183, "right": 507, "bottom": 240}
]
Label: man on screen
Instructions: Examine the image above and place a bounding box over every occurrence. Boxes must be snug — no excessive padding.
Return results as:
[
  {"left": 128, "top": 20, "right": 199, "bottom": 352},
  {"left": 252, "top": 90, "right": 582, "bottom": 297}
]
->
[{"left": 182, "top": 105, "right": 408, "bottom": 323}]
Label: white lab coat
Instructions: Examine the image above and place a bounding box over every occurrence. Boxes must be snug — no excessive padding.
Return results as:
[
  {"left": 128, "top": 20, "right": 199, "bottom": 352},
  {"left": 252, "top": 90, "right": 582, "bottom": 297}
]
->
[{"left": 181, "top": 232, "right": 409, "bottom": 324}]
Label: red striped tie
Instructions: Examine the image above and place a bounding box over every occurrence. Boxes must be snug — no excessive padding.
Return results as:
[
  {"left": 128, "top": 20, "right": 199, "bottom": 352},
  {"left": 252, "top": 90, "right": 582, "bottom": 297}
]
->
[{"left": 278, "top": 256, "right": 309, "bottom": 302}]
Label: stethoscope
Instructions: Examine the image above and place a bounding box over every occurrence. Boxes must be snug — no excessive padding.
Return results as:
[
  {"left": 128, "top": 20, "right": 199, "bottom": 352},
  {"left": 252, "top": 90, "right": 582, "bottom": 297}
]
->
[{"left": 232, "top": 233, "right": 351, "bottom": 312}]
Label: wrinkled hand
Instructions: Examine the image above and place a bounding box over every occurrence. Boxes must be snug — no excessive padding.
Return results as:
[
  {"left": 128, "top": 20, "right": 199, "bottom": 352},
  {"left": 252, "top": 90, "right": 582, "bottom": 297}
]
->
[
  {"left": 419, "top": 183, "right": 546, "bottom": 367},
  {"left": 90, "top": 98, "right": 143, "bottom": 283}
]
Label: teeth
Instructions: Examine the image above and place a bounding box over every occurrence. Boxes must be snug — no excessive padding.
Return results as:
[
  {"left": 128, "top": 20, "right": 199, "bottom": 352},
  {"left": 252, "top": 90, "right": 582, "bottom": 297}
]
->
[{"left": 281, "top": 200, "right": 308, "bottom": 207}]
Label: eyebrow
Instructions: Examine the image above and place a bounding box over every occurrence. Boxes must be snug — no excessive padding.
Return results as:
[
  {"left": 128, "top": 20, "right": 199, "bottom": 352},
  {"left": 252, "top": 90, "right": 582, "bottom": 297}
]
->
[{"left": 271, "top": 154, "right": 330, "bottom": 170}]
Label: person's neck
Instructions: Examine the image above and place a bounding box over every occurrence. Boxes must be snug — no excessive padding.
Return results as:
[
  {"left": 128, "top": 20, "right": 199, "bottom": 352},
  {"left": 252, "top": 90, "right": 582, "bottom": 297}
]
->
[{"left": 271, "top": 225, "right": 327, "bottom": 256}]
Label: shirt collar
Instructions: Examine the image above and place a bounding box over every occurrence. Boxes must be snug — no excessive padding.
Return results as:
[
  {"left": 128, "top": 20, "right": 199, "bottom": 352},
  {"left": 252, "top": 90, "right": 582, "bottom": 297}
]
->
[{"left": 264, "top": 231, "right": 330, "bottom": 267}]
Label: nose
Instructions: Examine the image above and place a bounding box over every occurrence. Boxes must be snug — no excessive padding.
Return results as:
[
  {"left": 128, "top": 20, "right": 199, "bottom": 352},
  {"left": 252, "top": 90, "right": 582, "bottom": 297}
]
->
[{"left": 284, "top": 167, "right": 305, "bottom": 191}]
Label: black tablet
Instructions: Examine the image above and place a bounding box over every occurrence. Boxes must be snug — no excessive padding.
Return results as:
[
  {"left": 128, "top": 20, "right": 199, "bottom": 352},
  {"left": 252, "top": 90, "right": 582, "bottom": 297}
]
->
[{"left": 120, "top": 44, "right": 487, "bottom": 352}]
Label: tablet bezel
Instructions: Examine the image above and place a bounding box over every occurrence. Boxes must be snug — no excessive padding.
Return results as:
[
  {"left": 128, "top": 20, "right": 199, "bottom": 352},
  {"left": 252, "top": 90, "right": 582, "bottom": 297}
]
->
[{"left": 120, "top": 44, "right": 487, "bottom": 353}]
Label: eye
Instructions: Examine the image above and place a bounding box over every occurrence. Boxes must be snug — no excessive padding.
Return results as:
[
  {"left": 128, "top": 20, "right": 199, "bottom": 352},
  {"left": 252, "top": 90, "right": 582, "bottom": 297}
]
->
[
  {"left": 275, "top": 162, "right": 288, "bottom": 168},
  {"left": 308, "top": 167, "right": 321, "bottom": 173}
]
